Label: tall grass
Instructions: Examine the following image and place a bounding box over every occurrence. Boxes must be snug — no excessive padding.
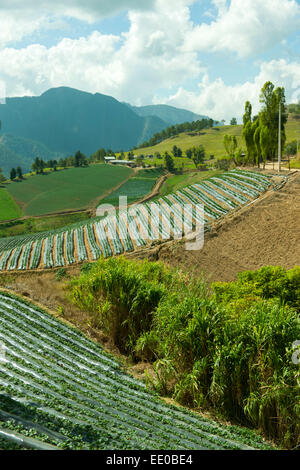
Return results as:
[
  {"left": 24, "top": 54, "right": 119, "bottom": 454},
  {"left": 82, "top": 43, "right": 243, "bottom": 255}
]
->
[{"left": 69, "top": 260, "right": 300, "bottom": 448}]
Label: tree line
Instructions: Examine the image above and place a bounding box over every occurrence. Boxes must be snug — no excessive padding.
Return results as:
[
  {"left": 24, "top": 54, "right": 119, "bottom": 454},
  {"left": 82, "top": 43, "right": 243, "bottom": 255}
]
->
[
  {"left": 134, "top": 118, "right": 216, "bottom": 149},
  {"left": 221, "top": 81, "right": 293, "bottom": 168},
  {"left": 242, "top": 81, "right": 287, "bottom": 168},
  {"left": 163, "top": 144, "right": 207, "bottom": 173}
]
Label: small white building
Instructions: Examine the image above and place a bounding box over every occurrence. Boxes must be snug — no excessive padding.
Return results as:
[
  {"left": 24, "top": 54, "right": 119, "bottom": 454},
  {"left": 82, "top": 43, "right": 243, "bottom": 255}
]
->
[
  {"left": 110, "top": 160, "right": 135, "bottom": 167},
  {"left": 104, "top": 156, "right": 116, "bottom": 163}
]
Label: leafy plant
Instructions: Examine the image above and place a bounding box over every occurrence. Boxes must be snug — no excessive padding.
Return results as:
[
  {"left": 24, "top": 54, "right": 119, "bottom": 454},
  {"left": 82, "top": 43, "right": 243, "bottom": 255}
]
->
[{"left": 55, "top": 267, "right": 67, "bottom": 281}]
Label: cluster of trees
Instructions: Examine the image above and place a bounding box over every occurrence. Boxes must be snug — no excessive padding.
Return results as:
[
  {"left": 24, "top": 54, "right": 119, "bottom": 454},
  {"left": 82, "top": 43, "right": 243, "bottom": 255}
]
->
[
  {"left": 242, "top": 81, "right": 287, "bottom": 168},
  {"left": 163, "top": 144, "right": 206, "bottom": 172},
  {"left": 172, "top": 145, "right": 183, "bottom": 158},
  {"left": 164, "top": 152, "right": 175, "bottom": 173},
  {"left": 185, "top": 145, "right": 206, "bottom": 167},
  {"left": 31, "top": 157, "right": 56, "bottom": 174},
  {"left": 10, "top": 166, "right": 23, "bottom": 180},
  {"left": 58, "top": 150, "right": 88, "bottom": 168},
  {"left": 90, "top": 148, "right": 116, "bottom": 162},
  {"left": 136, "top": 118, "right": 216, "bottom": 149},
  {"left": 29, "top": 151, "right": 88, "bottom": 175}
]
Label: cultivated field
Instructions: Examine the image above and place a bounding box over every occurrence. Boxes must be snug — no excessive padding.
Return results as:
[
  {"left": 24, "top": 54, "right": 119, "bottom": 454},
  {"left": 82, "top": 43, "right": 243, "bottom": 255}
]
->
[
  {"left": 5, "top": 164, "right": 133, "bottom": 217},
  {"left": 0, "top": 189, "right": 23, "bottom": 221},
  {"left": 0, "top": 170, "right": 275, "bottom": 272},
  {"left": 100, "top": 168, "right": 165, "bottom": 206},
  {"left": 0, "top": 291, "right": 272, "bottom": 450}
]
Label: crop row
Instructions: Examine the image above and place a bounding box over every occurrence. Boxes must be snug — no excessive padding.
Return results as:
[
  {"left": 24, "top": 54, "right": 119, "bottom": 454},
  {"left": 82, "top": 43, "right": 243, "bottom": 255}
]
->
[
  {"left": 0, "top": 292, "right": 271, "bottom": 450},
  {"left": 0, "top": 171, "right": 273, "bottom": 271}
]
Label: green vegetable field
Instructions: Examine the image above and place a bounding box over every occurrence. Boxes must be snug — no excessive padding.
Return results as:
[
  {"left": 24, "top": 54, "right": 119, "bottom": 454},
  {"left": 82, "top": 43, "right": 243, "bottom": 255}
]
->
[
  {"left": 0, "top": 189, "right": 23, "bottom": 221},
  {"left": 100, "top": 167, "right": 165, "bottom": 206},
  {"left": 0, "top": 170, "right": 277, "bottom": 271},
  {"left": 5, "top": 164, "right": 133, "bottom": 216},
  {"left": 0, "top": 292, "right": 272, "bottom": 450}
]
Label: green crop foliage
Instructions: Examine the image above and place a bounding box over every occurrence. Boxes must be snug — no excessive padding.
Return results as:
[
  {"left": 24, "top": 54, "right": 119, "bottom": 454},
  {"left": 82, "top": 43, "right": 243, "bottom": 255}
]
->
[
  {"left": 100, "top": 178, "right": 156, "bottom": 207},
  {"left": 5, "top": 164, "right": 133, "bottom": 216},
  {"left": 0, "top": 189, "right": 23, "bottom": 221},
  {"left": 70, "top": 260, "right": 300, "bottom": 448},
  {"left": 0, "top": 291, "right": 271, "bottom": 450}
]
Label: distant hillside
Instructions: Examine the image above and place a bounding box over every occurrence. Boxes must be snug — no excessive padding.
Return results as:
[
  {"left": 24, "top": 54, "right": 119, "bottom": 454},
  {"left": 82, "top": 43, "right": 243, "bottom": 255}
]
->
[
  {"left": 0, "top": 134, "right": 59, "bottom": 176},
  {"left": 129, "top": 103, "right": 209, "bottom": 126},
  {"left": 133, "top": 116, "right": 298, "bottom": 163},
  {"left": 0, "top": 87, "right": 167, "bottom": 161}
]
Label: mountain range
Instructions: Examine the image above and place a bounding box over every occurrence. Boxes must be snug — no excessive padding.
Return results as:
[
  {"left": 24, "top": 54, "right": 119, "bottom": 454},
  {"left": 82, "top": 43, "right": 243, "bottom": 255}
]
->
[{"left": 0, "top": 87, "right": 211, "bottom": 176}]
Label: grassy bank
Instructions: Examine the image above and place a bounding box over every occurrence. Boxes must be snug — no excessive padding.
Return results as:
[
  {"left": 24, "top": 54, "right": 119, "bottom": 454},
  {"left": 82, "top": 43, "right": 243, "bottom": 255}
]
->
[
  {"left": 68, "top": 258, "right": 300, "bottom": 449},
  {"left": 129, "top": 118, "right": 299, "bottom": 169}
]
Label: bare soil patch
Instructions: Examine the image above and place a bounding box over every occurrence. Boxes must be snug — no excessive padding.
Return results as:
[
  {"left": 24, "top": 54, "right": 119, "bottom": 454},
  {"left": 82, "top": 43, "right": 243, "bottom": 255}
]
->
[{"left": 153, "top": 172, "right": 300, "bottom": 283}]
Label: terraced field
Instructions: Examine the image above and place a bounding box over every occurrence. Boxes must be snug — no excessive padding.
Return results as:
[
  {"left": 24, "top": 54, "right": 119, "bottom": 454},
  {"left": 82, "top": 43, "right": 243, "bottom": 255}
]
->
[
  {"left": 0, "top": 292, "right": 272, "bottom": 450},
  {"left": 0, "top": 170, "right": 275, "bottom": 272},
  {"left": 100, "top": 168, "right": 165, "bottom": 206},
  {"left": 5, "top": 164, "right": 133, "bottom": 217}
]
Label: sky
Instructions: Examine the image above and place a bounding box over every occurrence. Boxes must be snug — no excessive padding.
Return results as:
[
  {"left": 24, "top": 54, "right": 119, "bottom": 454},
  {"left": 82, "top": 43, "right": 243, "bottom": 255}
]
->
[{"left": 0, "top": 0, "right": 299, "bottom": 122}]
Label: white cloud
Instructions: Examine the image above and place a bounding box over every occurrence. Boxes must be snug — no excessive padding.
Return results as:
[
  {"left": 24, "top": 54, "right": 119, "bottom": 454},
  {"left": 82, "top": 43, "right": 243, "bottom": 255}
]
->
[
  {"left": 0, "top": 0, "right": 299, "bottom": 123},
  {"left": 158, "top": 59, "right": 300, "bottom": 121},
  {"left": 186, "top": 0, "right": 300, "bottom": 57},
  {"left": 0, "top": 0, "right": 156, "bottom": 47},
  {"left": 0, "top": 0, "right": 204, "bottom": 104},
  {"left": 0, "top": 0, "right": 155, "bottom": 21}
]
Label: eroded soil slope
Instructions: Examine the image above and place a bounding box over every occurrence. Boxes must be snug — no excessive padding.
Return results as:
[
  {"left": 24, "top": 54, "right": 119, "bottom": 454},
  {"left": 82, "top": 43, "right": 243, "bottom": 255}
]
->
[{"left": 156, "top": 171, "right": 300, "bottom": 283}]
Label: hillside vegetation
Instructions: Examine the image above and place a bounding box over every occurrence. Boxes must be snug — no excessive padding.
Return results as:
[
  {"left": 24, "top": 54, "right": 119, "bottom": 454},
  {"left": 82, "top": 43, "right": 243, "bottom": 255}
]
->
[
  {"left": 132, "top": 116, "right": 298, "bottom": 165},
  {"left": 69, "top": 258, "right": 299, "bottom": 448},
  {"left": 0, "top": 134, "right": 59, "bottom": 176},
  {"left": 0, "top": 291, "right": 272, "bottom": 450},
  {"left": 0, "top": 87, "right": 169, "bottom": 158}
]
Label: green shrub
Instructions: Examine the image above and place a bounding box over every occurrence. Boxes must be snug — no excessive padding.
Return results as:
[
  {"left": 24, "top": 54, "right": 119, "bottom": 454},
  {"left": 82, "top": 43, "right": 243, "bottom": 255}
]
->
[
  {"left": 69, "top": 258, "right": 300, "bottom": 447},
  {"left": 214, "top": 156, "right": 235, "bottom": 170},
  {"left": 80, "top": 262, "right": 94, "bottom": 274},
  {"left": 55, "top": 267, "right": 67, "bottom": 281},
  {"left": 69, "top": 257, "right": 182, "bottom": 353}
]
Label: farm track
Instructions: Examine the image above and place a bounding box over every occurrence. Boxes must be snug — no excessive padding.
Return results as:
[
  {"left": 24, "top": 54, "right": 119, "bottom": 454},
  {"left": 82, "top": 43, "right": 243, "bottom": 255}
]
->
[{"left": 0, "top": 170, "right": 282, "bottom": 273}]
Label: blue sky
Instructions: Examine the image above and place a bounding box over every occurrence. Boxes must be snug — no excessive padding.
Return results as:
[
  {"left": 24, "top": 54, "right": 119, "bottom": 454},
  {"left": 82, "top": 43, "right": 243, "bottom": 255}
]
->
[{"left": 0, "top": 0, "right": 299, "bottom": 122}]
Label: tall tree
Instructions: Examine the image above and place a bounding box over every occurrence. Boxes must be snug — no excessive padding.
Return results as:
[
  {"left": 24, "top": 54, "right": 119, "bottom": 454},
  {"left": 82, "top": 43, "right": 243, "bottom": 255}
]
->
[
  {"left": 230, "top": 117, "right": 237, "bottom": 125},
  {"left": 243, "top": 101, "right": 252, "bottom": 126},
  {"left": 259, "top": 125, "right": 272, "bottom": 169},
  {"left": 16, "top": 166, "right": 23, "bottom": 179},
  {"left": 164, "top": 152, "right": 175, "bottom": 173},
  {"left": 186, "top": 148, "right": 193, "bottom": 159},
  {"left": 223, "top": 135, "right": 238, "bottom": 161},
  {"left": 192, "top": 145, "right": 205, "bottom": 168},
  {"left": 10, "top": 168, "right": 16, "bottom": 180},
  {"left": 253, "top": 121, "right": 262, "bottom": 168},
  {"left": 259, "top": 82, "right": 287, "bottom": 163}
]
